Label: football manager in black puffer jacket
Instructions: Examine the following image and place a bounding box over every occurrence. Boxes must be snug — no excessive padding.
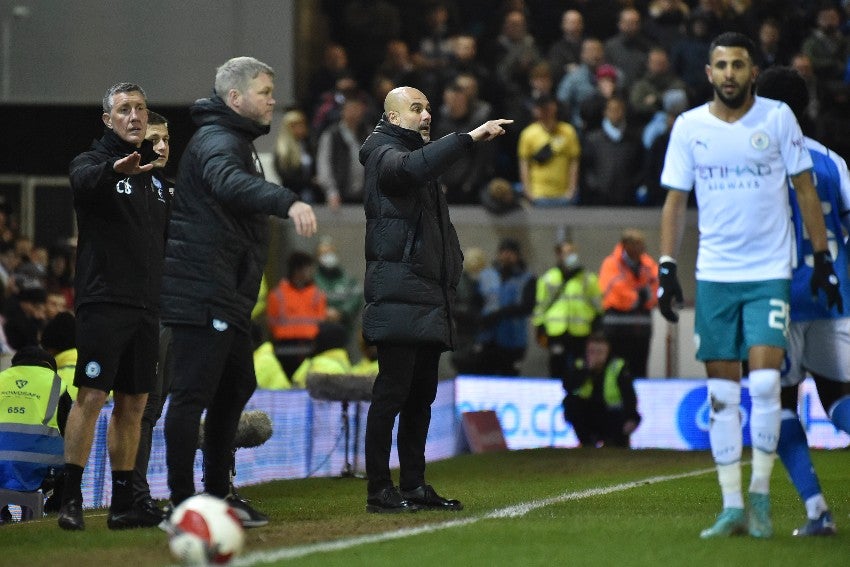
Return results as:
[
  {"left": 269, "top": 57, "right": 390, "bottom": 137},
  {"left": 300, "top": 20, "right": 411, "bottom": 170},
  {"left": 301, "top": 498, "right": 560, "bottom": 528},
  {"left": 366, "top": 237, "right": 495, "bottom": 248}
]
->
[
  {"left": 360, "top": 86, "right": 511, "bottom": 513},
  {"left": 160, "top": 56, "right": 316, "bottom": 524}
]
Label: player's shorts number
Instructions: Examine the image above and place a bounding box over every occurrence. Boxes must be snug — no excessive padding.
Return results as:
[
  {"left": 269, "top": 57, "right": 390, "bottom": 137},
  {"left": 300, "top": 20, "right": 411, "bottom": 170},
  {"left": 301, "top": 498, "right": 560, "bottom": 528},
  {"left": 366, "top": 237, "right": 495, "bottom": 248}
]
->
[{"left": 768, "top": 298, "right": 790, "bottom": 332}]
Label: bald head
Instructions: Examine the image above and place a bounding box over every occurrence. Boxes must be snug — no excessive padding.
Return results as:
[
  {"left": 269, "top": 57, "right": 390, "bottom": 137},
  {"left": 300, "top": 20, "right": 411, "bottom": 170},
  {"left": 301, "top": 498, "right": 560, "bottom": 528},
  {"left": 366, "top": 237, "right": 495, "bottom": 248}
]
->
[{"left": 384, "top": 86, "right": 432, "bottom": 141}]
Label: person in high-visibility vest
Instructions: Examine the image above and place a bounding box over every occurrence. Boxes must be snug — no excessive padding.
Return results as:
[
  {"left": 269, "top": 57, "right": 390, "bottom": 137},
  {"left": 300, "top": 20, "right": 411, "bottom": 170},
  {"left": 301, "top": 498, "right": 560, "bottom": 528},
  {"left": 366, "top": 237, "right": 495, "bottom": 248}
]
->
[
  {"left": 562, "top": 332, "right": 641, "bottom": 447},
  {"left": 533, "top": 240, "right": 603, "bottom": 379},
  {"left": 0, "top": 346, "right": 70, "bottom": 522}
]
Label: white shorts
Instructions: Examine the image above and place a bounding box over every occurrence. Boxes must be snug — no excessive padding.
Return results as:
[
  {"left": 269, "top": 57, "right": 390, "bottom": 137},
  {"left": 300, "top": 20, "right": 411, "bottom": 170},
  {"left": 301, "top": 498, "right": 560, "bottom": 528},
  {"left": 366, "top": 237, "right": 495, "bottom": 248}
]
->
[{"left": 781, "top": 318, "right": 850, "bottom": 387}]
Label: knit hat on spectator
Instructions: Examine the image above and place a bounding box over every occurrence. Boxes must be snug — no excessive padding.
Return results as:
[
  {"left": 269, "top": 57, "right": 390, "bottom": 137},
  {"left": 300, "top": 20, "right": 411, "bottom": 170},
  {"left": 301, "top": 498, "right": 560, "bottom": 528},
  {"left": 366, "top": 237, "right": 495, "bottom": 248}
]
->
[
  {"left": 595, "top": 64, "right": 618, "bottom": 81},
  {"left": 11, "top": 345, "right": 57, "bottom": 372}
]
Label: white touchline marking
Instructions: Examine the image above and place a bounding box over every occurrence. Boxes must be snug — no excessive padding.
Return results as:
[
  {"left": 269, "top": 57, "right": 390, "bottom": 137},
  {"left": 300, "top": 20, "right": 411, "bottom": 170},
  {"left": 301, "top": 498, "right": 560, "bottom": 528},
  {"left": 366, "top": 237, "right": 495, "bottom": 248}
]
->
[{"left": 230, "top": 466, "right": 716, "bottom": 566}]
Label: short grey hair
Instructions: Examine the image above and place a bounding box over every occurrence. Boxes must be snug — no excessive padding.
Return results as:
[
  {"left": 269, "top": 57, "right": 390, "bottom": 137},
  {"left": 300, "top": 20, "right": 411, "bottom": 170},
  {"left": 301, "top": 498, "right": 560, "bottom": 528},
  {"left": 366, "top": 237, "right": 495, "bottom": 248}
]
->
[
  {"left": 214, "top": 56, "right": 274, "bottom": 97},
  {"left": 102, "top": 82, "right": 146, "bottom": 113}
]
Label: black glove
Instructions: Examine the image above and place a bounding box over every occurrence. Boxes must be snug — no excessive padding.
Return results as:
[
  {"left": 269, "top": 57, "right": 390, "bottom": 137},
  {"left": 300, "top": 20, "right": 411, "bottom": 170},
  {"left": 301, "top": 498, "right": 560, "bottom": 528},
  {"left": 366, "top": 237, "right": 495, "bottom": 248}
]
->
[
  {"left": 657, "top": 261, "right": 683, "bottom": 322},
  {"left": 637, "top": 287, "right": 649, "bottom": 307},
  {"left": 811, "top": 250, "right": 843, "bottom": 313}
]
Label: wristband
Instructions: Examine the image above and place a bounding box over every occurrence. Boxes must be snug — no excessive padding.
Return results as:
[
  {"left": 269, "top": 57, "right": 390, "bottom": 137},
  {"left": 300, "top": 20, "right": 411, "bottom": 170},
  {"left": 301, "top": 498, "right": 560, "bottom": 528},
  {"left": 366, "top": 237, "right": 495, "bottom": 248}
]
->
[{"left": 659, "top": 255, "right": 676, "bottom": 265}]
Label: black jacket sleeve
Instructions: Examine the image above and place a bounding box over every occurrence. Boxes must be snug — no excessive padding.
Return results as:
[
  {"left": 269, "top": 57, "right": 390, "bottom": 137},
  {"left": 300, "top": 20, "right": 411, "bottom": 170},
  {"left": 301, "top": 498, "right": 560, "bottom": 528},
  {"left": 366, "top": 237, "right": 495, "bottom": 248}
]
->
[{"left": 379, "top": 133, "right": 471, "bottom": 194}]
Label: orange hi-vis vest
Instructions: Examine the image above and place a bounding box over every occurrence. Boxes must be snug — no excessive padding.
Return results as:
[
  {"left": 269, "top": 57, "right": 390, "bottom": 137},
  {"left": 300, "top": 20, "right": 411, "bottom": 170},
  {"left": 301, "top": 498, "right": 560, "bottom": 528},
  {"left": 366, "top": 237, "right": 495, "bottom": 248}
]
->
[{"left": 266, "top": 280, "right": 327, "bottom": 341}]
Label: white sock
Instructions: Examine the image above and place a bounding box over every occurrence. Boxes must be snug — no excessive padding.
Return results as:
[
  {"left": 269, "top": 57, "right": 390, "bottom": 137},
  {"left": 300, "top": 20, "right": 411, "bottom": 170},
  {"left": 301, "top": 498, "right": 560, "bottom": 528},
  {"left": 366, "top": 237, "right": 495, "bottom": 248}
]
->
[
  {"left": 749, "top": 449, "right": 775, "bottom": 494},
  {"left": 707, "top": 379, "right": 743, "bottom": 508},
  {"left": 748, "top": 369, "right": 780, "bottom": 494},
  {"left": 805, "top": 494, "right": 829, "bottom": 520},
  {"left": 748, "top": 368, "right": 781, "bottom": 453},
  {"left": 718, "top": 463, "right": 744, "bottom": 509}
]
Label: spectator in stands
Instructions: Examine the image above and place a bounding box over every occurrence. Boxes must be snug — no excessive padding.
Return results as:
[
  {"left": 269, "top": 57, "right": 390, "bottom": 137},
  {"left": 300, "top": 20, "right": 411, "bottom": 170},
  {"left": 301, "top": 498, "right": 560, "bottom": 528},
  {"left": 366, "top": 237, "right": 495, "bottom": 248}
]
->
[
  {"left": 45, "top": 243, "right": 74, "bottom": 309},
  {"left": 599, "top": 229, "right": 658, "bottom": 378},
  {"left": 644, "top": 0, "right": 690, "bottom": 52},
  {"left": 790, "top": 54, "right": 822, "bottom": 132},
  {"left": 453, "top": 72, "right": 493, "bottom": 125},
  {"left": 579, "top": 63, "right": 623, "bottom": 138},
  {"left": 801, "top": 5, "right": 849, "bottom": 87},
  {"left": 642, "top": 88, "right": 689, "bottom": 150},
  {"left": 753, "top": 17, "right": 791, "bottom": 70},
  {"left": 670, "top": 13, "right": 713, "bottom": 104},
  {"left": 267, "top": 251, "right": 327, "bottom": 378},
  {"left": 313, "top": 236, "right": 362, "bottom": 346},
  {"left": 533, "top": 240, "right": 602, "bottom": 379},
  {"left": 643, "top": 91, "right": 690, "bottom": 207},
  {"left": 480, "top": 177, "right": 525, "bottom": 215},
  {"left": 432, "top": 83, "right": 496, "bottom": 204},
  {"left": 340, "top": 0, "right": 402, "bottom": 88},
  {"left": 411, "top": 1, "right": 456, "bottom": 93},
  {"left": 604, "top": 7, "right": 654, "bottom": 90},
  {"left": 451, "top": 246, "right": 486, "bottom": 375},
  {"left": 44, "top": 290, "right": 68, "bottom": 321},
  {"left": 547, "top": 9, "right": 585, "bottom": 86},
  {"left": 311, "top": 73, "right": 367, "bottom": 144},
  {"left": 3, "top": 285, "right": 46, "bottom": 350},
  {"left": 572, "top": 0, "right": 621, "bottom": 41},
  {"left": 377, "top": 40, "right": 423, "bottom": 93},
  {"left": 306, "top": 43, "right": 351, "bottom": 113},
  {"left": 274, "top": 109, "right": 321, "bottom": 204},
  {"left": 477, "top": 238, "right": 536, "bottom": 376},
  {"left": 580, "top": 96, "right": 645, "bottom": 206},
  {"left": 562, "top": 332, "right": 641, "bottom": 448},
  {"left": 517, "top": 94, "right": 581, "bottom": 206},
  {"left": 556, "top": 38, "right": 611, "bottom": 131},
  {"left": 629, "top": 47, "right": 687, "bottom": 128},
  {"left": 316, "top": 97, "right": 370, "bottom": 208},
  {"left": 440, "top": 34, "right": 495, "bottom": 107},
  {"left": 0, "top": 347, "right": 69, "bottom": 523},
  {"left": 489, "top": 9, "right": 541, "bottom": 95},
  {"left": 691, "top": 0, "right": 747, "bottom": 38}
]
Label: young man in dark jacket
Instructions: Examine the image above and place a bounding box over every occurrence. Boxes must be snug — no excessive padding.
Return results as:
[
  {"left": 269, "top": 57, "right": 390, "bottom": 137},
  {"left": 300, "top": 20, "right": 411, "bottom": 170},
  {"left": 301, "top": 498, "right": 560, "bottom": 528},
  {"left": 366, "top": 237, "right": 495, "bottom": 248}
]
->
[
  {"left": 60, "top": 82, "right": 169, "bottom": 531},
  {"left": 360, "top": 85, "right": 510, "bottom": 513},
  {"left": 161, "top": 57, "right": 316, "bottom": 526}
]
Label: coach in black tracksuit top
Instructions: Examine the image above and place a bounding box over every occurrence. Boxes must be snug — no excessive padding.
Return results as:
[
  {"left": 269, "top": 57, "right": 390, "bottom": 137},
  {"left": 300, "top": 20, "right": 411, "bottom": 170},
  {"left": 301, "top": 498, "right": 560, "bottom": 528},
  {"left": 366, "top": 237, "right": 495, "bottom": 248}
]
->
[
  {"left": 160, "top": 57, "right": 316, "bottom": 513},
  {"left": 60, "top": 82, "right": 170, "bottom": 531},
  {"left": 360, "top": 86, "right": 511, "bottom": 513}
]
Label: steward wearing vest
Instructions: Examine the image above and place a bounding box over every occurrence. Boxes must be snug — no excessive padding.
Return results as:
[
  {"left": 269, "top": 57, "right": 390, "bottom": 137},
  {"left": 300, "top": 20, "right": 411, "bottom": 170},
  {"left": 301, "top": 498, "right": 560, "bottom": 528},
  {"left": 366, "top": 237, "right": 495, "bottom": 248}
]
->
[
  {"left": 266, "top": 251, "right": 328, "bottom": 377},
  {"left": 562, "top": 333, "right": 641, "bottom": 448},
  {"left": 0, "top": 346, "right": 70, "bottom": 520},
  {"left": 290, "top": 322, "right": 351, "bottom": 388},
  {"left": 533, "top": 241, "right": 603, "bottom": 379},
  {"left": 598, "top": 229, "right": 658, "bottom": 377}
]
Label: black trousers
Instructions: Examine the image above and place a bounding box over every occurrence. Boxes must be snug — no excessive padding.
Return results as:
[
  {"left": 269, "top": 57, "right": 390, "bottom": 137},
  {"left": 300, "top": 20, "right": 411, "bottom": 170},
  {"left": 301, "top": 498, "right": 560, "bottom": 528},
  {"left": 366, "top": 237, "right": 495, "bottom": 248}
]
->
[
  {"left": 603, "top": 323, "right": 651, "bottom": 378},
  {"left": 547, "top": 333, "right": 588, "bottom": 379},
  {"left": 164, "top": 323, "right": 257, "bottom": 504},
  {"left": 365, "top": 343, "right": 441, "bottom": 495},
  {"left": 563, "top": 395, "right": 630, "bottom": 448},
  {"left": 132, "top": 325, "right": 173, "bottom": 503}
]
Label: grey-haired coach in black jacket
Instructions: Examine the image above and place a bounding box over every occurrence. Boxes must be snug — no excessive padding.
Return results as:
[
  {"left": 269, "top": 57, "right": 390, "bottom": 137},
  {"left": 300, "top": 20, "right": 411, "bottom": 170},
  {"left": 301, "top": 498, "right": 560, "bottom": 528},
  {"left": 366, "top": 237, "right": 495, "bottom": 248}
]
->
[
  {"left": 160, "top": 57, "right": 316, "bottom": 522},
  {"left": 361, "top": 86, "right": 511, "bottom": 513}
]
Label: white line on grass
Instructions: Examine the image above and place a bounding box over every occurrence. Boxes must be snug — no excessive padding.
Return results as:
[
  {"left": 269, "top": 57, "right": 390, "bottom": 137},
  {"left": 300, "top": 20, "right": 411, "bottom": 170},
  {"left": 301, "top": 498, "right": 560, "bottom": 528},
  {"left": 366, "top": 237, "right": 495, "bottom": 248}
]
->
[{"left": 230, "top": 466, "right": 716, "bottom": 566}]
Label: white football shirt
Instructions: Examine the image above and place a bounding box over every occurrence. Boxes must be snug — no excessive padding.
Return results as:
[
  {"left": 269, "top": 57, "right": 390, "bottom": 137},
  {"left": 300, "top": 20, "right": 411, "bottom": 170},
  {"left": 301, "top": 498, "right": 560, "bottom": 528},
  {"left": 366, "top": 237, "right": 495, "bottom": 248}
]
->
[{"left": 661, "top": 96, "right": 813, "bottom": 282}]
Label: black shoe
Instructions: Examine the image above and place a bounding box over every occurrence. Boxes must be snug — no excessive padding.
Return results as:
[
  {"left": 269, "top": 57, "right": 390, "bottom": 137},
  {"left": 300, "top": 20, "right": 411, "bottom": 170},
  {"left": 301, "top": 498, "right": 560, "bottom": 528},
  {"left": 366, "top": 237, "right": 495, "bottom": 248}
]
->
[
  {"left": 366, "top": 486, "right": 420, "bottom": 514},
  {"left": 225, "top": 492, "right": 269, "bottom": 528},
  {"left": 58, "top": 499, "right": 85, "bottom": 531},
  {"left": 1, "top": 506, "right": 12, "bottom": 524},
  {"left": 400, "top": 484, "right": 463, "bottom": 511},
  {"left": 135, "top": 497, "right": 166, "bottom": 522},
  {"left": 107, "top": 501, "right": 165, "bottom": 530}
]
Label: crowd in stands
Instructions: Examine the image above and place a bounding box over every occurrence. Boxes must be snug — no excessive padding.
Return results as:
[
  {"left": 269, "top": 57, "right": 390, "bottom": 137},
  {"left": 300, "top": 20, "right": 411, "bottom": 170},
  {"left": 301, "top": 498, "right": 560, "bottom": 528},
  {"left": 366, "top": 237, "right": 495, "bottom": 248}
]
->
[{"left": 279, "top": 0, "right": 850, "bottom": 208}]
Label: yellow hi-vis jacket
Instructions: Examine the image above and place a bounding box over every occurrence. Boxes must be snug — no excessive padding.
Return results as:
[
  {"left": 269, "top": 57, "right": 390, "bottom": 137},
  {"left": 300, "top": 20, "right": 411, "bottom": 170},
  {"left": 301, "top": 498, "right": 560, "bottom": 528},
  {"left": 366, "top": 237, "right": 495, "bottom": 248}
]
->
[
  {"left": 0, "top": 365, "right": 65, "bottom": 491},
  {"left": 533, "top": 267, "right": 602, "bottom": 337},
  {"left": 574, "top": 357, "right": 626, "bottom": 408}
]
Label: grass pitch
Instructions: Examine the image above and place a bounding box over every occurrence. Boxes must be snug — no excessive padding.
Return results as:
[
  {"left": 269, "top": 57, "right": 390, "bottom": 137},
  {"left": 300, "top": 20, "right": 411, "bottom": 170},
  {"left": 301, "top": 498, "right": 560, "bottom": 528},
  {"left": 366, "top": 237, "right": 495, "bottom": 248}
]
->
[{"left": 1, "top": 449, "right": 846, "bottom": 566}]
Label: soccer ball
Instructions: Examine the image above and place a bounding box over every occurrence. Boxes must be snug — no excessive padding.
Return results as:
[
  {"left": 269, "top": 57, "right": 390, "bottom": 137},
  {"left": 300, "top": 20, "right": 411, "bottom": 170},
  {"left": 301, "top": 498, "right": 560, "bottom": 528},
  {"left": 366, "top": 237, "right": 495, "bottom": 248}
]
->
[{"left": 167, "top": 494, "right": 245, "bottom": 566}]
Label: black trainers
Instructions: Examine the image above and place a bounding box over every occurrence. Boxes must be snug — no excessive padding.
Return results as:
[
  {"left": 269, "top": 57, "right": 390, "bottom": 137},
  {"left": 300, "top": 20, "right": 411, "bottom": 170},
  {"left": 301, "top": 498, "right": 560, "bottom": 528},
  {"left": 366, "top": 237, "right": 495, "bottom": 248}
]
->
[
  {"left": 225, "top": 492, "right": 269, "bottom": 528},
  {"left": 107, "top": 500, "right": 166, "bottom": 530},
  {"left": 400, "top": 484, "right": 463, "bottom": 511},
  {"left": 366, "top": 486, "right": 421, "bottom": 514},
  {"left": 58, "top": 499, "right": 85, "bottom": 531},
  {"left": 135, "top": 497, "right": 166, "bottom": 522}
]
